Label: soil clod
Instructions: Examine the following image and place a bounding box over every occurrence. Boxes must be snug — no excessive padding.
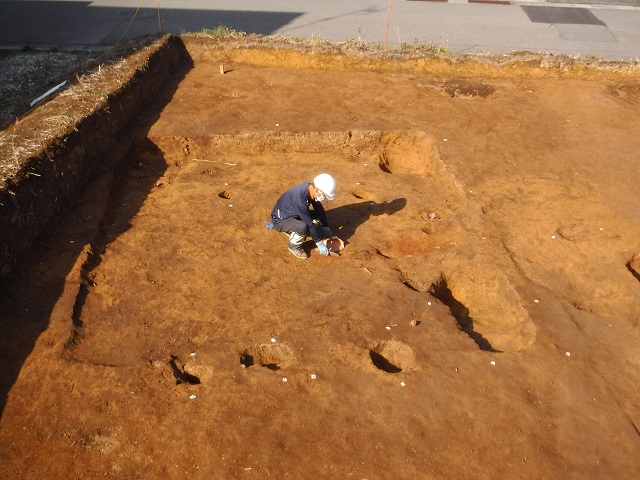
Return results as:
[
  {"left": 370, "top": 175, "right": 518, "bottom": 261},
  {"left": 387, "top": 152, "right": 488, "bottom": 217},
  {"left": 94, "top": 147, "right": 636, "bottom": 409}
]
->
[{"left": 169, "top": 355, "right": 202, "bottom": 385}]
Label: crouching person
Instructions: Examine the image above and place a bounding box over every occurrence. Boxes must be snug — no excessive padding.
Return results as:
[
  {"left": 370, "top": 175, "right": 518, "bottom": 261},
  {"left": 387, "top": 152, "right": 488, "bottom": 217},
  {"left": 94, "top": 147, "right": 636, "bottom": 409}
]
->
[{"left": 269, "top": 174, "right": 337, "bottom": 259}]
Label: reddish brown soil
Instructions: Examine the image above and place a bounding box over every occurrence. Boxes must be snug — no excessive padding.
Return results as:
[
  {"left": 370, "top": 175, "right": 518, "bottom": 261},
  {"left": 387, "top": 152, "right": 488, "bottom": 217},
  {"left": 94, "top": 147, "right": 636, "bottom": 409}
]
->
[{"left": 2, "top": 37, "right": 640, "bottom": 479}]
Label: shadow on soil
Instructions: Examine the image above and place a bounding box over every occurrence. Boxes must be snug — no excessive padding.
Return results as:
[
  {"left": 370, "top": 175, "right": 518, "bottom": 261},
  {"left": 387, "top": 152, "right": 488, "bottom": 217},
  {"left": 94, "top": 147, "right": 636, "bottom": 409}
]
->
[
  {"left": 0, "top": 43, "right": 192, "bottom": 419},
  {"left": 328, "top": 198, "right": 407, "bottom": 242},
  {"left": 430, "top": 278, "right": 501, "bottom": 353}
]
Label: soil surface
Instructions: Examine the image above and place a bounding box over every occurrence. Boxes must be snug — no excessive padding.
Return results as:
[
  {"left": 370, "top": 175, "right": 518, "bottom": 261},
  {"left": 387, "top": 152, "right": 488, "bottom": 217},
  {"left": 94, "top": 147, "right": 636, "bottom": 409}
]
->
[{"left": 2, "top": 35, "right": 640, "bottom": 479}]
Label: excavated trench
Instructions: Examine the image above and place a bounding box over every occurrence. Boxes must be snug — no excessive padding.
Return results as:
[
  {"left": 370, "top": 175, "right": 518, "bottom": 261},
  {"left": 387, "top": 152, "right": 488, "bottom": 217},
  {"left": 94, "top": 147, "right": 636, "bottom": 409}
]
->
[
  {"left": 4, "top": 33, "right": 640, "bottom": 480},
  {"left": 57, "top": 126, "right": 459, "bottom": 377},
  {"left": 0, "top": 35, "right": 192, "bottom": 285},
  {"left": 0, "top": 34, "right": 552, "bottom": 401}
]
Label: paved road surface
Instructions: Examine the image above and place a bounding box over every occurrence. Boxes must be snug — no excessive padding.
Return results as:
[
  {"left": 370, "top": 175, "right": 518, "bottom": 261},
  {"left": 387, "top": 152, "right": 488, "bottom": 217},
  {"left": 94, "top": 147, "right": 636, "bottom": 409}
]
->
[{"left": 0, "top": 0, "right": 639, "bottom": 60}]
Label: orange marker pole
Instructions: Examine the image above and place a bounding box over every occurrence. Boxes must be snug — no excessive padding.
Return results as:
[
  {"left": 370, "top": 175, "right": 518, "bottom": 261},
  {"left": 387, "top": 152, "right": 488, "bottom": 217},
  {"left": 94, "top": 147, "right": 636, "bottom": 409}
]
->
[
  {"left": 384, "top": 0, "right": 393, "bottom": 52},
  {"left": 156, "top": 0, "right": 162, "bottom": 33}
]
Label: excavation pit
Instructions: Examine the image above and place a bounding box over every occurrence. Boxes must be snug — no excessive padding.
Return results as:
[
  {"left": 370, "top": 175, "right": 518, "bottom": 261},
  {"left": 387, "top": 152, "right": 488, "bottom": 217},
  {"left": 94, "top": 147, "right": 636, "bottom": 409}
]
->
[
  {"left": 441, "top": 79, "right": 496, "bottom": 98},
  {"left": 370, "top": 341, "right": 417, "bottom": 374},
  {"left": 430, "top": 278, "right": 499, "bottom": 352},
  {"left": 240, "top": 344, "right": 294, "bottom": 371}
]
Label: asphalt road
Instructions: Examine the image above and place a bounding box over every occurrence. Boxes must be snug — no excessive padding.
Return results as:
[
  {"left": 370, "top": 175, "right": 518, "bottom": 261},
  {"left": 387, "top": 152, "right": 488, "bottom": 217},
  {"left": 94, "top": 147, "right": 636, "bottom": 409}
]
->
[{"left": 0, "top": 0, "right": 639, "bottom": 60}]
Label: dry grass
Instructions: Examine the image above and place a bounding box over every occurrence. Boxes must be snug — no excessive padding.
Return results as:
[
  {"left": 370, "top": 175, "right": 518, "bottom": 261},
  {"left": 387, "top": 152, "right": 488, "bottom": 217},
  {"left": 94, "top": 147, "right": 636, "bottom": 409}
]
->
[
  {"left": 0, "top": 62, "right": 110, "bottom": 186},
  {"left": 0, "top": 49, "right": 97, "bottom": 129},
  {"left": 0, "top": 38, "right": 158, "bottom": 188},
  {"left": 187, "top": 29, "right": 640, "bottom": 72}
]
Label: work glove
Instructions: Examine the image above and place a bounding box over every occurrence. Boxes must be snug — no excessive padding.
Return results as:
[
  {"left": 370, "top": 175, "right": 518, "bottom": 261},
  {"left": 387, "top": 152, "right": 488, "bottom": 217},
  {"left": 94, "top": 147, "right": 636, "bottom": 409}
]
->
[
  {"left": 321, "top": 226, "right": 333, "bottom": 239},
  {"left": 316, "top": 241, "right": 329, "bottom": 256}
]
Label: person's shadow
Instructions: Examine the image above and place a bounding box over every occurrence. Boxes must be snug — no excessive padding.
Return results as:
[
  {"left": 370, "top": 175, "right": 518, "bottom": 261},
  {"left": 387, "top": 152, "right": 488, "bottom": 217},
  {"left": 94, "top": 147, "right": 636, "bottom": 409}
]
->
[{"left": 326, "top": 198, "right": 407, "bottom": 242}]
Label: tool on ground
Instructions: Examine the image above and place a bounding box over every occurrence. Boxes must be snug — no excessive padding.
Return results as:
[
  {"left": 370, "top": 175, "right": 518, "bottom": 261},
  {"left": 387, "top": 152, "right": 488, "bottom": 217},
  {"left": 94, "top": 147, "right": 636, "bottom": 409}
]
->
[{"left": 322, "top": 236, "right": 344, "bottom": 256}]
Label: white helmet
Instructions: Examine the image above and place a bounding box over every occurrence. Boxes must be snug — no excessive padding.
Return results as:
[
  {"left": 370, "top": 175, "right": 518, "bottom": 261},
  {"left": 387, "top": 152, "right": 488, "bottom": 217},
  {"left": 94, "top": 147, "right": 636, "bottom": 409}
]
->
[{"left": 313, "top": 173, "right": 336, "bottom": 200}]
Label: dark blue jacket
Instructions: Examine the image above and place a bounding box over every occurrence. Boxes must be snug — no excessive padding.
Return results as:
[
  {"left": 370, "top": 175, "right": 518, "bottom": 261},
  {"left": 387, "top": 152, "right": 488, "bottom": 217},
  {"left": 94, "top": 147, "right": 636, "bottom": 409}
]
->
[{"left": 271, "top": 182, "right": 329, "bottom": 243}]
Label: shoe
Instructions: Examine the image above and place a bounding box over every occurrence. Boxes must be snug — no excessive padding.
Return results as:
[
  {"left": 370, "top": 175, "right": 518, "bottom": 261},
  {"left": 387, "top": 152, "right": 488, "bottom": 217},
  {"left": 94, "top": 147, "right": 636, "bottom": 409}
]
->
[{"left": 288, "top": 247, "right": 308, "bottom": 259}]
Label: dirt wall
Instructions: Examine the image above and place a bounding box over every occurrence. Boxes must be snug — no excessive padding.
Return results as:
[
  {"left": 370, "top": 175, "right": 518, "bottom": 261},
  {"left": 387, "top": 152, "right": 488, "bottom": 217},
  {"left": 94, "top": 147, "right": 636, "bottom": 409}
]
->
[{"left": 0, "top": 35, "right": 191, "bottom": 284}]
